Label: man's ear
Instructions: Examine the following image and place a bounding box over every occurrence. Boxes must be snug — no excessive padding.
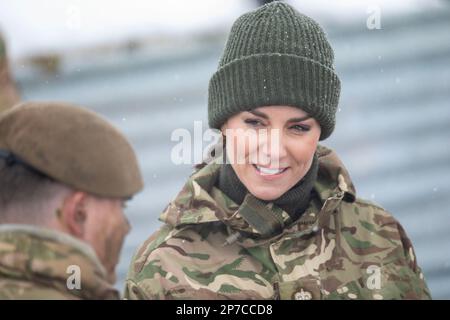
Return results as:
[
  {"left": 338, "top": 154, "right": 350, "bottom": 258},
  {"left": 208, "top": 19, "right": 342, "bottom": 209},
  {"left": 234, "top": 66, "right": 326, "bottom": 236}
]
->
[{"left": 59, "top": 191, "right": 88, "bottom": 238}]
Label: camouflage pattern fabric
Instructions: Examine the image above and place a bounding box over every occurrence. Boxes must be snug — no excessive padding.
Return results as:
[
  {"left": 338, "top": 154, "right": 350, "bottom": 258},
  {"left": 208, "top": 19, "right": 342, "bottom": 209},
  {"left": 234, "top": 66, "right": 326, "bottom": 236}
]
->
[
  {"left": 0, "top": 224, "right": 119, "bottom": 299},
  {"left": 125, "top": 145, "right": 431, "bottom": 300}
]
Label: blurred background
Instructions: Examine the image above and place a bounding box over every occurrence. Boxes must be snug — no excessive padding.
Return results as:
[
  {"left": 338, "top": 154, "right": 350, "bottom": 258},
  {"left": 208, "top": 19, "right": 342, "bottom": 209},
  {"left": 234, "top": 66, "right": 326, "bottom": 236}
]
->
[{"left": 1, "top": 0, "right": 449, "bottom": 298}]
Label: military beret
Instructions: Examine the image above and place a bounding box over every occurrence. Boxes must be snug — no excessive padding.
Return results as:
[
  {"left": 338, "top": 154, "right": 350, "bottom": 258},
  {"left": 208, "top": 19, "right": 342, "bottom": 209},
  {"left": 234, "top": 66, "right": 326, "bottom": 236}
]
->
[{"left": 0, "top": 101, "right": 143, "bottom": 198}]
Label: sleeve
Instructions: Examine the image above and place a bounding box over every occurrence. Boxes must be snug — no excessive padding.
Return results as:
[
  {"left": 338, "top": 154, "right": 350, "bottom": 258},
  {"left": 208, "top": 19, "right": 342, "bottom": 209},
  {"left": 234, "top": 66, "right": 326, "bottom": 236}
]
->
[
  {"left": 395, "top": 221, "right": 432, "bottom": 299},
  {"left": 356, "top": 201, "right": 432, "bottom": 300}
]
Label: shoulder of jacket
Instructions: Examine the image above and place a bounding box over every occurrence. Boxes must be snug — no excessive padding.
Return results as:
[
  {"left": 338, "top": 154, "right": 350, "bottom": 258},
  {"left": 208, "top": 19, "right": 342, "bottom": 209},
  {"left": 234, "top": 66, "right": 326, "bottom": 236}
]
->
[
  {"left": 129, "top": 222, "right": 208, "bottom": 276},
  {"left": 129, "top": 220, "right": 228, "bottom": 277},
  {"left": 342, "top": 197, "right": 402, "bottom": 229},
  {"left": 353, "top": 197, "right": 389, "bottom": 212},
  {"left": 131, "top": 224, "right": 176, "bottom": 265}
]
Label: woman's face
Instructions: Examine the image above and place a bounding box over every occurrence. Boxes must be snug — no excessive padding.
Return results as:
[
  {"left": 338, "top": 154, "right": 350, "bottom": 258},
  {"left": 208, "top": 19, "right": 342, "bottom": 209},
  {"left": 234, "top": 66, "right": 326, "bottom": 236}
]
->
[{"left": 222, "top": 105, "right": 321, "bottom": 201}]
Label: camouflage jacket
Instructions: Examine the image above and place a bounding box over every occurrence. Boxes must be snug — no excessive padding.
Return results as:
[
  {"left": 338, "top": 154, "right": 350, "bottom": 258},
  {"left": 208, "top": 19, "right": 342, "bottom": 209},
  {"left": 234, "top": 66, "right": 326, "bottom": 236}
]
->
[
  {"left": 0, "top": 224, "right": 119, "bottom": 299},
  {"left": 125, "top": 145, "right": 431, "bottom": 300}
]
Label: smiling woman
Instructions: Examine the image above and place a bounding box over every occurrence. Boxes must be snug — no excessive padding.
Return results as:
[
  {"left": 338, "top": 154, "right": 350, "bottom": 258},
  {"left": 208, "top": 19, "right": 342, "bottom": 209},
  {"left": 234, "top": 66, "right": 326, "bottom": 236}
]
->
[
  {"left": 221, "top": 106, "right": 321, "bottom": 204},
  {"left": 125, "top": 1, "right": 431, "bottom": 300}
]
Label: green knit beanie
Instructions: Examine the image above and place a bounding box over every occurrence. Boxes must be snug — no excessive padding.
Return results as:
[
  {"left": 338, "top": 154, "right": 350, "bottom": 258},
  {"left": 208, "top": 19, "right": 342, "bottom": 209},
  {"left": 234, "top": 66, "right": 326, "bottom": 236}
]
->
[{"left": 208, "top": 1, "right": 341, "bottom": 140}]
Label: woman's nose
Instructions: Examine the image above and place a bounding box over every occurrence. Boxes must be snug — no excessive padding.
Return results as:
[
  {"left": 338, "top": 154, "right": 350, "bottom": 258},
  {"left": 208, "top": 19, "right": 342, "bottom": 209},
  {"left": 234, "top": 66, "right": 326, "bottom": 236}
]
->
[{"left": 258, "top": 128, "right": 288, "bottom": 165}]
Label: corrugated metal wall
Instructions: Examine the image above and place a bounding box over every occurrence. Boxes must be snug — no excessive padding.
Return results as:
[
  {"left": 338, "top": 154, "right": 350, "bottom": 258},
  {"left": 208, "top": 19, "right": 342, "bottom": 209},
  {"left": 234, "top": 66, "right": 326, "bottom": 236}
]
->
[{"left": 16, "top": 8, "right": 450, "bottom": 298}]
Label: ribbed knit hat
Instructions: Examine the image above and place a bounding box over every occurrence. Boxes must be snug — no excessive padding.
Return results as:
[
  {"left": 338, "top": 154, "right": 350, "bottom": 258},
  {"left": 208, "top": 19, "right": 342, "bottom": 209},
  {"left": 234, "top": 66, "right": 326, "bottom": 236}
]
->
[{"left": 208, "top": 1, "right": 341, "bottom": 140}]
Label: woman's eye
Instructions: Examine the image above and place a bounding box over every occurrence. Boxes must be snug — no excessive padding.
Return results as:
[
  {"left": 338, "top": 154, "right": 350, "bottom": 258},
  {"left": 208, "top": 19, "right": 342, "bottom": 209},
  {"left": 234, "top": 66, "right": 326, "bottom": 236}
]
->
[
  {"left": 290, "top": 124, "right": 310, "bottom": 132},
  {"left": 244, "top": 118, "right": 265, "bottom": 127}
]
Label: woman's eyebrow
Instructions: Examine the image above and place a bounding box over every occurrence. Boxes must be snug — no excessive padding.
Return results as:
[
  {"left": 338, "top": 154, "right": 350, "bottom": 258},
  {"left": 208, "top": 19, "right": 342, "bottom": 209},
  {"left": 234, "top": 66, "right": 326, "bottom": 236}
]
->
[
  {"left": 287, "top": 116, "right": 311, "bottom": 123},
  {"left": 248, "top": 110, "right": 269, "bottom": 119}
]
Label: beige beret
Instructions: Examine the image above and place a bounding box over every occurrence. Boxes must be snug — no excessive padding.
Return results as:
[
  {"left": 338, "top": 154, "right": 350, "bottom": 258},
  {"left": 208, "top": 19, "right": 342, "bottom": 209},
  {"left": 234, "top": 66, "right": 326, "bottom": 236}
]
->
[{"left": 0, "top": 101, "right": 143, "bottom": 198}]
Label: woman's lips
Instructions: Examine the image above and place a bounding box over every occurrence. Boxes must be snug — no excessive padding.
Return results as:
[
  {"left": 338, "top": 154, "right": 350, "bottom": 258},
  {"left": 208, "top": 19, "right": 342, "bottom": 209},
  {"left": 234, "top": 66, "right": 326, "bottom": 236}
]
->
[{"left": 253, "top": 164, "right": 288, "bottom": 180}]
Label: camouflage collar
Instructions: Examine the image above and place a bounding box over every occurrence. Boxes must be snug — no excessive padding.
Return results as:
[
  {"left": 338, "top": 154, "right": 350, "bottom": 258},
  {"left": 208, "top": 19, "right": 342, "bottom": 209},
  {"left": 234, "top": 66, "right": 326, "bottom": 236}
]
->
[
  {"left": 0, "top": 224, "right": 119, "bottom": 299},
  {"left": 160, "top": 145, "right": 356, "bottom": 241},
  {"left": 314, "top": 145, "right": 356, "bottom": 204}
]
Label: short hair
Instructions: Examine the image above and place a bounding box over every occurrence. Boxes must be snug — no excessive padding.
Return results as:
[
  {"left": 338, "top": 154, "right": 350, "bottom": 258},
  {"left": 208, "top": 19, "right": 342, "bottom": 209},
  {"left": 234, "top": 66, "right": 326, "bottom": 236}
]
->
[{"left": 0, "top": 157, "right": 70, "bottom": 224}]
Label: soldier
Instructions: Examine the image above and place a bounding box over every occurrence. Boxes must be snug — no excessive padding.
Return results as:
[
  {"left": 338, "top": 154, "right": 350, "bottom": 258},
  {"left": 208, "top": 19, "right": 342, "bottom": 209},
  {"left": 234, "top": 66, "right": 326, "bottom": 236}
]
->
[
  {"left": 0, "top": 33, "right": 20, "bottom": 113},
  {"left": 0, "top": 101, "right": 143, "bottom": 299},
  {"left": 125, "top": 2, "right": 431, "bottom": 299}
]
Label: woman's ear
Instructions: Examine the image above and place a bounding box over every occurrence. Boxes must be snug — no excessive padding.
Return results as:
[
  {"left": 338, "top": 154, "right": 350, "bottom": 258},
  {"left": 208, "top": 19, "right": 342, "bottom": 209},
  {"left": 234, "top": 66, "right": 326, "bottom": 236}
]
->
[{"left": 59, "top": 191, "right": 88, "bottom": 238}]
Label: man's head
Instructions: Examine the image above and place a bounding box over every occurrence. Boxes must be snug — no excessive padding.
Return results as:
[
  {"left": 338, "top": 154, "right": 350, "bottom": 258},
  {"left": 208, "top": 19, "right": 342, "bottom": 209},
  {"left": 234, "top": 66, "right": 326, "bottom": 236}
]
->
[{"left": 0, "top": 101, "right": 143, "bottom": 283}]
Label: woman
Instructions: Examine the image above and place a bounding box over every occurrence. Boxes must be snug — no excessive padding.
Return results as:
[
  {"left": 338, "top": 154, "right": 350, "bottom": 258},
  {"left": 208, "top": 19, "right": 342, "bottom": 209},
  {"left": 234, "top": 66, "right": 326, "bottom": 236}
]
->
[{"left": 125, "top": 2, "right": 431, "bottom": 300}]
